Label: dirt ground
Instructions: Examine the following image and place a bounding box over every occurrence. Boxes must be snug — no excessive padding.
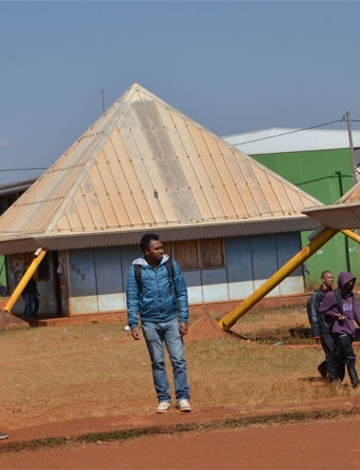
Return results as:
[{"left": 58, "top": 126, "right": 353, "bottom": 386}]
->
[
  {"left": 2, "top": 314, "right": 360, "bottom": 469},
  {"left": 1, "top": 413, "right": 360, "bottom": 469}
]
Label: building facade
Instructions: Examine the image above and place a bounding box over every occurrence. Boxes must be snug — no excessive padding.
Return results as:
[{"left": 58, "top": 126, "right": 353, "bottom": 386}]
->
[
  {"left": 0, "top": 85, "right": 321, "bottom": 318},
  {"left": 223, "top": 128, "right": 360, "bottom": 286}
]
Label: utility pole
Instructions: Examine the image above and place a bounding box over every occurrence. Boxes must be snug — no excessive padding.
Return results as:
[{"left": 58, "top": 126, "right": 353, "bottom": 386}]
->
[
  {"left": 345, "top": 111, "right": 358, "bottom": 275},
  {"left": 346, "top": 111, "right": 357, "bottom": 186},
  {"left": 101, "top": 89, "right": 105, "bottom": 113}
]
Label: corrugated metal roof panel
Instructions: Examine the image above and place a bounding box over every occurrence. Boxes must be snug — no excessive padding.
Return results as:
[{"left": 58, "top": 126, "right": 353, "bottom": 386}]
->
[
  {"left": 0, "top": 216, "right": 319, "bottom": 253},
  {"left": 223, "top": 128, "right": 360, "bottom": 155},
  {"left": 0, "top": 83, "right": 323, "bottom": 254},
  {"left": 304, "top": 204, "right": 360, "bottom": 230},
  {"left": 0, "top": 217, "right": 321, "bottom": 255},
  {"left": 303, "top": 181, "right": 360, "bottom": 230}
]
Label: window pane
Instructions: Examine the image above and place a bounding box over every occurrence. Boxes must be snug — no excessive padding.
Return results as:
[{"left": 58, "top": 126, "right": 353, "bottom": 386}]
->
[
  {"left": 163, "top": 242, "right": 173, "bottom": 259},
  {"left": 175, "top": 240, "right": 199, "bottom": 269},
  {"left": 201, "top": 238, "right": 224, "bottom": 268}
]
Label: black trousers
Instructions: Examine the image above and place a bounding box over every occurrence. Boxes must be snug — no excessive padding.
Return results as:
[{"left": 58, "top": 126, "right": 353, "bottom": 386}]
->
[
  {"left": 319, "top": 329, "right": 345, "bottom": 381},
  {"left": 33, "top": 294, "right": 39, "bottom": 314},
  {"left": 335, "top": 333, "right": 359, "bottom": 387}
]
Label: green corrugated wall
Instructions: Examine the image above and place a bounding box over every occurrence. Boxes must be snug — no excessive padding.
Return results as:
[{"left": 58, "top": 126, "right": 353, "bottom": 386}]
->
[
  {"left": 0, "top": 255, "right": 6, "bottom": 295},
  {"left": 251, "top": 148, "right": 360, "bottom": 288}
]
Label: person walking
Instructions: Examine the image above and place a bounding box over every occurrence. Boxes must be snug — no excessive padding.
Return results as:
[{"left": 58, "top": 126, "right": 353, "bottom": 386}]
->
[
  {"left": 319, "top": 271, "right": 360, "bottom": 388},
  {"left": 126, "top": 233, "right": 191, "bottom": 414},
  {"left": 307, "top": 270, "right": 344, "bottom": 382}
]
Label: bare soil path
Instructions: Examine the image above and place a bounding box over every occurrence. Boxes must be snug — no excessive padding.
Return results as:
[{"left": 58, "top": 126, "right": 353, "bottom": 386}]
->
[{"left": 1, "top": 415, "right": 360, "bottom": 469}]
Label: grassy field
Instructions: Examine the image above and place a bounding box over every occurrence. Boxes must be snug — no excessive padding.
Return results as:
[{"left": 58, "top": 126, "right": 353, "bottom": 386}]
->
[{"left": 1, "top": 305, "right": 359, "bottom": 431}]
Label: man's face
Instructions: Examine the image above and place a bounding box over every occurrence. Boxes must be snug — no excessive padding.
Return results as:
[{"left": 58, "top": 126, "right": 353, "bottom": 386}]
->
[
  {"left": 344, "top": 279, "right": 355, "bottom": 295},
  {"left": 144, "top": 239, "right": 164, "bottom": 265},
  {"left": 322, "top": 272, "right": 334, "bottom": 289}
]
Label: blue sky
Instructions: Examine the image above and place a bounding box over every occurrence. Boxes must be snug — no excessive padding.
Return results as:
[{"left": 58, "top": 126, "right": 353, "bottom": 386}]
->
[{"left": 1, "top": 1, "right": 360, "bottom": 184}]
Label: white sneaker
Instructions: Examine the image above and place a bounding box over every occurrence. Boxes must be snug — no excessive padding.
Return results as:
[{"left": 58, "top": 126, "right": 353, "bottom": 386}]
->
[
  {"left": 177, "top": 399, "right": 192, "bottom": 412},
  {"left": 0, "top": 432, "right": 8, "bottom": 440},
  {"left": 156, "top": 402, "right": 171, "bottom": 414}
]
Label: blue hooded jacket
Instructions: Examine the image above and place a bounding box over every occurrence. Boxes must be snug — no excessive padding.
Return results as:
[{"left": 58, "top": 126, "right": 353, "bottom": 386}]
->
[
  {"left": 319, "top": 271, "right": 360, "bottom": 337},
  {"left": 126, "top": 254, "right": 189, "bottom": 329}
]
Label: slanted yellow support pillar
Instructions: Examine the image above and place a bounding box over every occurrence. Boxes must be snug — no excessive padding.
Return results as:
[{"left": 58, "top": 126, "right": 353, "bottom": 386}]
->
[
  {"left": 342, "top": 229, "right": 360, "bottom": 244},
  {"left": 218, "top": 228, "right": 338, "bottom": 331},
  {"left": 4, "top": 248, "right": 47, "bottom": 313}
]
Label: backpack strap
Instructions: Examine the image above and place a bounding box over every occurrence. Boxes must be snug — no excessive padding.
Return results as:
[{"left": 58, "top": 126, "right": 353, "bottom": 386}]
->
[
  {"left": 134, "top": 264, "right": 142, "bottom": 291},
  {"left": 334, "top": 290, "right": 344, "bottom": 315},
  {"left": 165, "top": 258, "right": 175, "bottom": 295}
]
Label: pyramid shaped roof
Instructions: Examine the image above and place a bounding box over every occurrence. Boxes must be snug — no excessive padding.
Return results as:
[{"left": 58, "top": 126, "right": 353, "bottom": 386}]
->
[{"left": 0, "top": 83, "right": 322, "bottom": 254}]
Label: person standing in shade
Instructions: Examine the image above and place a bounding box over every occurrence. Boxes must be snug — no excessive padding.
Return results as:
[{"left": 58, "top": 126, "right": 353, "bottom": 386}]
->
[
  {"left": 320, "top": 271, "right": 360, "bottom": 388},
  {"left": 307, "top": 270, "right": 344, "bottom": 382},
  {"left": 23, "top": 276, "right": 40, "bottom": 318},
  {"left": 126, "top": 233, "right": 191, "bottom": 414}
]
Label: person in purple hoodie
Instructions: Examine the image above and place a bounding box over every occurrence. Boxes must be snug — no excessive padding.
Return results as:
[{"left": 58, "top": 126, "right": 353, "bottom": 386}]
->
[{"left": 319, "top": 271, "right": 360, "bottom": 388}]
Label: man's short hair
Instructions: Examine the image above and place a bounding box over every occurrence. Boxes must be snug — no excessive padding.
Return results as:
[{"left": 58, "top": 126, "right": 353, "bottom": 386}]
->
[
  {"left": 140, "top": 233, "right": 160, "bottom": 253},
  {"left": 321, "top": 270, "right": 332, "bottom": 278}
]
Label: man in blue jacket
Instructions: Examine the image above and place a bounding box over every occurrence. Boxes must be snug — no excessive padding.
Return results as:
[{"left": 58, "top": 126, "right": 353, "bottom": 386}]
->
[{"left": 126, "top": 233, "right": 191, "bottom": 414}]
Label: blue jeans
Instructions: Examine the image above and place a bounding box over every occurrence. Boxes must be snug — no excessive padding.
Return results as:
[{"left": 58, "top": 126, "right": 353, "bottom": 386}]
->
[
  {"left": 141, "top": 317, "right": 190, "bottom": 403},
  {"left": 24, "top": 293, "right": 35, "bottom": 317}
]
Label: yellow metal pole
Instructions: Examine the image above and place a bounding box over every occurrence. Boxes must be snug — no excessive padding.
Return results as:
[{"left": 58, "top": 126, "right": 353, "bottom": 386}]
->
[
  {"left": 342, "top": 229, "right": 360, "bottom": 244},
  {"left": 218, "top": 228, "right": 337, "bottom": 331},
  {"left": 4, "top": 249, "right": 47, "bottom": 313}
]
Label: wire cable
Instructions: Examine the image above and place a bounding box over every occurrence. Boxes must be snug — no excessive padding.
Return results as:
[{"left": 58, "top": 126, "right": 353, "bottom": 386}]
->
[{"left": 1, "top": 118, "right": 359, "bottom": 173}]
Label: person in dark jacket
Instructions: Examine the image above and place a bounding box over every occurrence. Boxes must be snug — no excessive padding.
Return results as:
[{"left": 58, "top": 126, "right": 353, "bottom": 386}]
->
[
  {"left": 23, "top": 277, "right": 40, "bottom": 318},
  {"left": 307, "top": 271, "right": 344, "bottom": 381},
  {"left": 319, "top": 271, "right": 360, "bottom": 388},
  {"left": 126, "top": 233, "right": 191, "bottom": 414}
]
